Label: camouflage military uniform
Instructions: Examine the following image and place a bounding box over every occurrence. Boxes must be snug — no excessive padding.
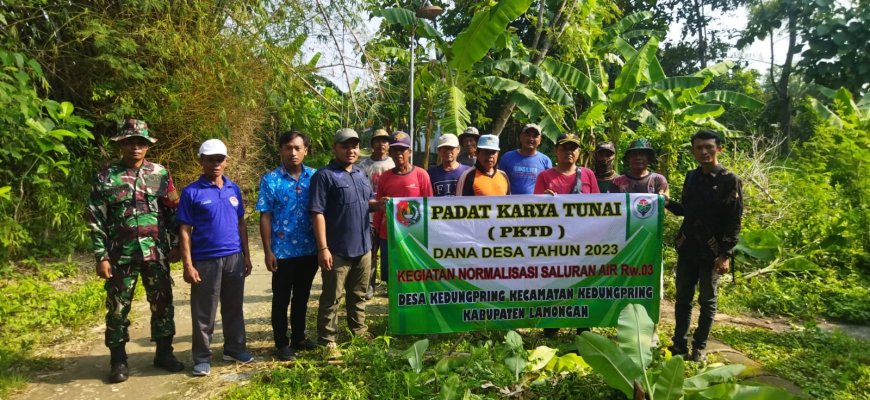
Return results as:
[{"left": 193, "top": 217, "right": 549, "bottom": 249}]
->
[{"left": 88, "top": 160, "right": 179, "bottom": 347}]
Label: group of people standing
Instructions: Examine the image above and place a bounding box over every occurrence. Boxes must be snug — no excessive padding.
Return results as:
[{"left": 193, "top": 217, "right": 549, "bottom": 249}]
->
[{"left": 88, "top": 118, "right": 741, "bottom": 383}]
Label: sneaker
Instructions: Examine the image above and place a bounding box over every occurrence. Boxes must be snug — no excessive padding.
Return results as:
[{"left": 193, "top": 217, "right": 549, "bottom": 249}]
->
[
  {"left": 290, "top": 339, "right": 318, "bottom": 351},
  {"left": 192, "top": 362, "right": 211, "bottom": 376},
  {"left": 275, "top": 346, "right": 295, "bottom": 361},
  {"left": 365, "top": 285, "right": 374, "bottom": 300},
  {"left": 222, "top": 351, "right": 254, "bottom": 364},
  {"left": 667, "top": 345, "right": 689, "bottom": 358},
  {"left": 323, "top": 342, "right": 342, "bottom": 359},
  {"left": 689, "top": 348, "right": 707, "bottom": 362}
]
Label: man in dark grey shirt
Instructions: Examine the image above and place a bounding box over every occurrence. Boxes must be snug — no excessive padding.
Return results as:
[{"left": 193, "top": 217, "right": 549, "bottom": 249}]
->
[
  {"left": 666, "top": 130, "right": 743, "bottom": 362},
  {"left": 309, "top": 128, "right": 383, "bottom": 359}
]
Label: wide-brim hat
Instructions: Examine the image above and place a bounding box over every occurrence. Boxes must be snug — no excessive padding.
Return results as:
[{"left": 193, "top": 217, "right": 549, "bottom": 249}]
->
[
  {"left": 371, "top": 128, "right": 389, "bottom": 142},
  {"left": 624, "top": 138, "right": 656, "bottom": 162},
  {"left": 477, "top": 134, "right": 500, "bottom": 151},
  {"left": 112, "top": 118, "right": 157, "bottom": 143}
]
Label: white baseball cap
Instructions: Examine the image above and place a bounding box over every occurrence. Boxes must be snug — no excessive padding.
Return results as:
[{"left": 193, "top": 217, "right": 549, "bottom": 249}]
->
[
  {"left": 198, "top": 139, "right": 228, "bottom": 157},
  {"left": 436, "top": 134, "right": 460, "bottom": 148}
]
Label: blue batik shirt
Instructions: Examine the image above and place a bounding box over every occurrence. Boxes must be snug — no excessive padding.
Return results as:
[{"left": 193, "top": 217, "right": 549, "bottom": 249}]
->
[{"left": 256, "top": 164, "right": 317, "bottom": 259}]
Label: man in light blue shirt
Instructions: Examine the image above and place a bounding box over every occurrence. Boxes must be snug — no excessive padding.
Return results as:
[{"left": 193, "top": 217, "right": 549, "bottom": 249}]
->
[
  {"left": 257, "top": 131, "right": 318, "bottom": 361},
  {"left": 499, "top": 123, "right": 552, "bottom": 194}
]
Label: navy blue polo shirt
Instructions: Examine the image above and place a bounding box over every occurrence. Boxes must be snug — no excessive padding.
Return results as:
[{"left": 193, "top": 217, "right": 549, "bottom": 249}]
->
[
  {"left": 177, "top": 175, "right": 245, "bottom": 261},
  {"left": 309, "top": 160, "right": 373, "bottom": 258}
]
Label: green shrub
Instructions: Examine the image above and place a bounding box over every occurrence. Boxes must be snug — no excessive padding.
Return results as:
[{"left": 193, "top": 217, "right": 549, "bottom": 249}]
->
[
  {"left": 714, "top": 325, "right": 870, "bottom": 399},
  {"left": 0, "top": 260, "right": 105, "bottom": 395}
]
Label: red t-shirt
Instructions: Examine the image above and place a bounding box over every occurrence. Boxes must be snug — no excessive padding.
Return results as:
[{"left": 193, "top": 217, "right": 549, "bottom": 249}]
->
[
  {"left": 374, "top": 167, "right": 433, "bottom": 239},
  {"left": 533, "top": 167, "right": 600, "bottom": 194}
]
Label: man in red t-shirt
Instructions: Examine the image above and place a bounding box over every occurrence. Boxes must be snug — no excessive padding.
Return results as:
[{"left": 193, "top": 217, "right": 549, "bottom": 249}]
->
[
  {"left": 534, "top": 132, "right": 599, "bottom": 338},
  {"left": 534, "top": 132, "right": 600, "bottom": 195},
  {"left": 373, "top": 131, "right": 433, "bottom": 287}
]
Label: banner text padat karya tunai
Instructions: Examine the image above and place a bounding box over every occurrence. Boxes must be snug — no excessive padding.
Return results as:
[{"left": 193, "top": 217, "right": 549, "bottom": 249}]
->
[{"left": 387, "top": 193, "right": 663, "bottom": 335}]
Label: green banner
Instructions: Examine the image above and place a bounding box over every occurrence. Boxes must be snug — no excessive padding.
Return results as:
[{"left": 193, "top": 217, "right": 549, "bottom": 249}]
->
[{"left": 387, "top": 194, "right": 663, "bottom": 334}]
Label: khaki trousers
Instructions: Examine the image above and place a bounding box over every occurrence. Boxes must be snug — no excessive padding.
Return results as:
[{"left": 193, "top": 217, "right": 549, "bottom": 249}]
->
[{"left": 317, "top": 252, "right": 371, "bottom": 344}]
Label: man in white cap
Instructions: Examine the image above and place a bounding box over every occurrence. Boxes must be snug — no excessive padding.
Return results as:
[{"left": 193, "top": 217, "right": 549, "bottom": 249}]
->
[
  {"left": 177, "top": 139, "right": 254, "bottom": 376},
  {"left": 309, "top": 128, "right": 382, "bottom": 359},
  {"left": 427, "top": 134, "right": 470, "bottom": 197},
  {"left": 457, "top": 126, "right": 480, "bottom": 167},
  {"left": 499, "top": 123, "right": 553, "bottom": 195},
  {"left": 456, "top": 134, "right": 510, "bottom": 196}
]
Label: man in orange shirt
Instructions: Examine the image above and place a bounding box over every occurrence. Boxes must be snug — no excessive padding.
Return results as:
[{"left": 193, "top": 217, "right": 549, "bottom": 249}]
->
[{"left": 456, "top": 134, "right": 510, "bottom": 196}]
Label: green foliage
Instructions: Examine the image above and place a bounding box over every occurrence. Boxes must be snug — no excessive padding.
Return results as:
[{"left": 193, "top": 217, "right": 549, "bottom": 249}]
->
[
  {"left": 0, "top": 49, "right": 94, "bottom": 263},
  {"left": 402, "top": 338, "right": 429, "bottom": 374},
  {"left": 714, "top": 325, "right": 870, "bottom": 399},
  {"left": 448, "top": 0, "right": 534, "bottom": 72},
  {"left": 577, "top": 304, "right": 795, "bottom": 400},
  {"left": 719, "top": 272, "right": 870, "bottom": 323},
  {"left": 0, "top": 260, "right": 105, "bottom": 395}
]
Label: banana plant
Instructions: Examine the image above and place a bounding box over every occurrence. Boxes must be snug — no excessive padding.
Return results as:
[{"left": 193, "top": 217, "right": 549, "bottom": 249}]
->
[
  {"left": 375, "top": 0, "right": 534, "bottom": 144},
  {"left": 575, "top": 304, "right": 797, "bottom": 400}
]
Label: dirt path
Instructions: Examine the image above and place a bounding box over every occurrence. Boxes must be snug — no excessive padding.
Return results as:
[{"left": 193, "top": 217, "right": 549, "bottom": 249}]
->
[{"left": 15, "top": 241, "right": 837, "bottom": 399}]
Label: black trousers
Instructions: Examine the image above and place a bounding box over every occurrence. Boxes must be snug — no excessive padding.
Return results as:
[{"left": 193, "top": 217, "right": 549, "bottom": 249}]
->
[
  {"left": 672, "top": 251, "right": 720, "bottom": 351},
  {"left": 272, "top": 255, "right": 319, "bottom": 348}
]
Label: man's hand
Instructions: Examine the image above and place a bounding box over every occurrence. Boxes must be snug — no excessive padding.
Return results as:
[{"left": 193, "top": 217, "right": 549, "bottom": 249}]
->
[
  {"left": 544, "top": 189, "right": 556, "bottom": 196},
  {"left": 318, "top": 249, "right": 333, "bottom": 272},
  {"left": 96, "top": 260, "right": 112, "bottom": 279},
  {"left": 183, "top": 264, "right": 201, "bottom": 284},
  {"left": 244, "top": 257, "right": 253, "bottom": 277},
  {"left": 714, "top": 256, "right": 730, "bottom": 275},
  {"left": 168, "top": 247, "right": 181, "bottom": 263},
  {"left": 265, "top": 251, "right": 278, "bottom": 272}
]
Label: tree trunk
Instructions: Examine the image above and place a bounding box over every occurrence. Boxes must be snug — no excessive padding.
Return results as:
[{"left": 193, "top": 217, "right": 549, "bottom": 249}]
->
[{"left": 777, "top": 10, "right": 798, "bottom": 154}]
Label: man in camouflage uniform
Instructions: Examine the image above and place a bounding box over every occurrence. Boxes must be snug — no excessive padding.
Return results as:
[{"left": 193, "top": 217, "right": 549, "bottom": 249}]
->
[{"left": 87, "top": 119, "right": 185, "bottom": 383}]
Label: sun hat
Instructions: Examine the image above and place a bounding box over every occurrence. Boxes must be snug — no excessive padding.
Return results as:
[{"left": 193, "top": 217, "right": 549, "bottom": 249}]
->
[{"left": 112, "top": 118, "right": 157, "bottom": 143}]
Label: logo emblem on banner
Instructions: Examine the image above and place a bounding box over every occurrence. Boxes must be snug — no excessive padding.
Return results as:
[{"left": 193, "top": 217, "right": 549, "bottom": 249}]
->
[
  {"left": 631, "top": 195, "right": 655, "bottom": 219},
  {"left": 396, "top": 200, "right": 421, "bottom": 226}
]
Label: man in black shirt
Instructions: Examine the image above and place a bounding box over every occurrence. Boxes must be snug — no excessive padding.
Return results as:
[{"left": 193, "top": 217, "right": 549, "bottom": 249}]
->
[{"left": 665, "top": 130, "right": 743, "bottom": 362}]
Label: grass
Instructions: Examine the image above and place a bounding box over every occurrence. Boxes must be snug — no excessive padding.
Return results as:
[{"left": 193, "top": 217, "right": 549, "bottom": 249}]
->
[
  {"left": 716, "top": 272, "right": 870, "bottom": 324},
  {"left": 0, "top": 259, "right": 106, "bottom": 396},
  {"left": 713, "top": 324, "right": 870, "bottom": 399},
  {"left": 224, "top": 328, "right": 624, "bottom": 400}
]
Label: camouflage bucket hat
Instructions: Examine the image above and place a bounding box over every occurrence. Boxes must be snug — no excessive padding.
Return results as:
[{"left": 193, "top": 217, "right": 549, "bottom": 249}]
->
[
  {"left": 624, "top": 138, "right": 656, "bottom": 161},
  {"left": 112, "top": 118, "right": 157, "bottom": 143}
]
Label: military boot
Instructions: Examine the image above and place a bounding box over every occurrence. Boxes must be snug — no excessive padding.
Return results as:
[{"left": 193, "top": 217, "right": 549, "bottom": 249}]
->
[
  {"left": 109, "top": 344, "right": 128, "bottom": 383},
  {"left": 153, "top": 336, "right": 185, "bottom": 372}
]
